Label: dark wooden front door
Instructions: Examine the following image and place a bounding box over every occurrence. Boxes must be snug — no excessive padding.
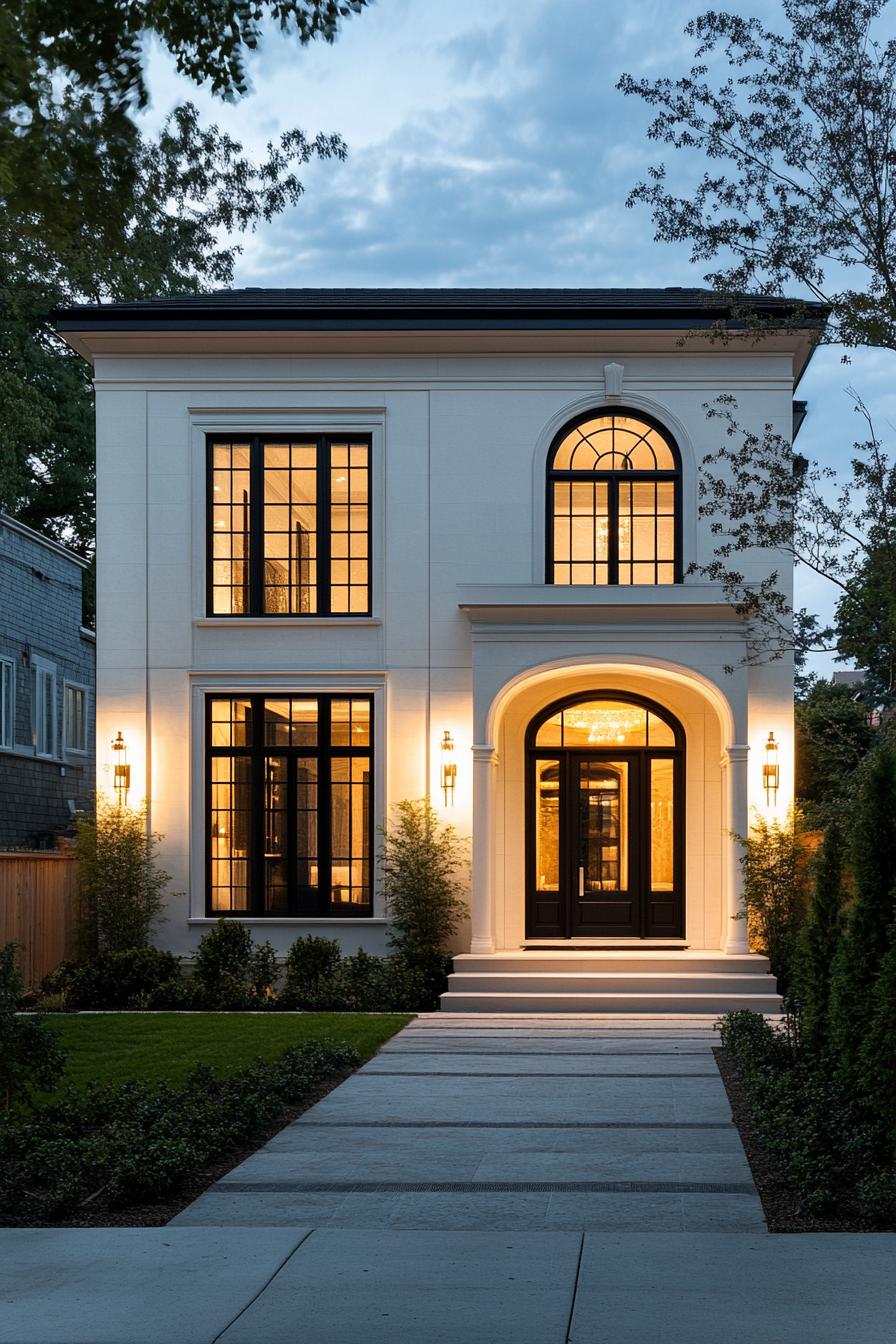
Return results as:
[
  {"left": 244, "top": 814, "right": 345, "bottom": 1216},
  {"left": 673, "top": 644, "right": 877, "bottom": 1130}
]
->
[{"left": 526, "top": 747, "right": 683, "bottom": 939}]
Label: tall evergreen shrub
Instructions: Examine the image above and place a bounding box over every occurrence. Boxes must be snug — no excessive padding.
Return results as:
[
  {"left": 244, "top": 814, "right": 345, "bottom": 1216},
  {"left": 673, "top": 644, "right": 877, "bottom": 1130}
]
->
[
  {"left": 828, "top": 747, "right": 896, "bottom": 1069},
  {"left": 859, "top": 918, "right": 896, "bottom": 1153},
  {"left": 792, "top": 823, "right": 846, "bottom": 1052},
  {"left": 74, "top": 798, "right": 173, "bottom": 955},
  {"left": 739, "top": 811, "right": 811, "bottom": 995},
  {"left": 380, "top": 799, "right": 468, "bottom": 964}
]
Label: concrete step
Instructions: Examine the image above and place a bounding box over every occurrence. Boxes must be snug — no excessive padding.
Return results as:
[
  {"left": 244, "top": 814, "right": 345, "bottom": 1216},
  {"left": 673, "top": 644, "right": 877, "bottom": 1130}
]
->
[
  {"left": 439, "top": 991, "right": 784, "bottom": 1014},
  {"left": 446, "top": 971, "right": 777, "bottom": 996},
  {"left": 453, "top": 952, "right": 771, "bottom": 976}
]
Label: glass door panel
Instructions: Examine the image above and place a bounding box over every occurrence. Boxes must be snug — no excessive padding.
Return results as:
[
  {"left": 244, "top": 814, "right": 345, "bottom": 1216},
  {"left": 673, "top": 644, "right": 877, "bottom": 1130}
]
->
[
  {"left": 534, "top": 760, "right": 560, "bottom": 892},
  {"left": 650, "top": 757, "right": 674, "bottom": 890},
  {"left": 577, "top": 760, "right": 628, "bottom": 893},
  {"left": 572, "top": 756, "right": 637, "bottom": 936}
]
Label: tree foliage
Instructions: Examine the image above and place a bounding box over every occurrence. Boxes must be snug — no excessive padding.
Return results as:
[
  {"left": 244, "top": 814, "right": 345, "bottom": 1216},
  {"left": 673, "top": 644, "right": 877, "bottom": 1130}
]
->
[
  {"left": 0, "top": 1, "right": 368, "bottom": 575},
  {"left": 619, "top": 2, "right": 896, "bottom": 677},
  {"left": 796, "top": 680, "right": 875, "bottom": 817},
  {"left": 619, "top": 0, "right": 896, "bottom": 350}
]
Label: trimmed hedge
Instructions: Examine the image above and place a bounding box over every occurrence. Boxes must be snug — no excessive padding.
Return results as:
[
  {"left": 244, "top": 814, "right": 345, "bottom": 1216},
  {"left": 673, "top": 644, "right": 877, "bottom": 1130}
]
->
[
  {"left": 0, "top": 1039, "right": 358, "bottom": 1220},
  {"left": 39, "top": 927, "right": 450, "bottom": 1013}
]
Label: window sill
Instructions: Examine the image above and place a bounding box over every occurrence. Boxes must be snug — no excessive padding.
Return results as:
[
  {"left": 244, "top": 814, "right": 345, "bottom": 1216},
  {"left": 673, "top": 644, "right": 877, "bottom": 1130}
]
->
[
  {"left": 188, "top": 916, "right": 388, "bottom": 925},
  {"left": 193, "top": 618, "right": 382, "bottom": 628}
]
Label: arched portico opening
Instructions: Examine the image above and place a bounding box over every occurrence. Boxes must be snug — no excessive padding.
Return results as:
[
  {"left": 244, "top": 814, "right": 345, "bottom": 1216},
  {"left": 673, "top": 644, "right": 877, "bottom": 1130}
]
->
[
  {"left": 468, "top": 657, "right": 749, "bottom": 955},
  {"left": 525, "top": 691, "right": 685, "bottom": 939}
]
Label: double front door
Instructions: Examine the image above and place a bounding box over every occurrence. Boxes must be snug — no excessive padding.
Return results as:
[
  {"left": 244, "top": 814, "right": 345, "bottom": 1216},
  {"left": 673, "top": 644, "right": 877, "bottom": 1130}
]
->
[{"left": 527, "top": 749, "right": 683, "bottom": 939}]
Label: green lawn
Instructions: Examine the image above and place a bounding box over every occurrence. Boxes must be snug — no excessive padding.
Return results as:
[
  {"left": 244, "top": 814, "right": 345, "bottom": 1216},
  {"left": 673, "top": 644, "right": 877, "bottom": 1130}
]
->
[{"left": 40, "top": 1013, "right": 412, "bottom": 1098}]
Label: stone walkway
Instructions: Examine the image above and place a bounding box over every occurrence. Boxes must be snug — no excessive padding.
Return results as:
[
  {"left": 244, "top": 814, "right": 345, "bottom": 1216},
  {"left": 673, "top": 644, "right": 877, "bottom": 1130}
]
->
[
  {"left": 2, "top": 1014, "right": 895, "bottom": 1344},
  {"left": 173, "top": 1012, "right": 766, "bottom": 1232}
]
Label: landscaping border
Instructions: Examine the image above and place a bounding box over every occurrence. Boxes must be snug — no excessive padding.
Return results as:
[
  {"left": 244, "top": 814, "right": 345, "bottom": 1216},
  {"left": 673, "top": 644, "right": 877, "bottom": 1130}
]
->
[{"left": 714, "top": 1047, "right": 879, "bottom": 1233}]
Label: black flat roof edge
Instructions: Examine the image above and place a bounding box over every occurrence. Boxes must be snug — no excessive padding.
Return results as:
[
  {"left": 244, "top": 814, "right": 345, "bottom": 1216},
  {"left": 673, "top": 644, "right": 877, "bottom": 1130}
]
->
[{"left": 54, "top": 312, "right": 826, "bottom": 333}]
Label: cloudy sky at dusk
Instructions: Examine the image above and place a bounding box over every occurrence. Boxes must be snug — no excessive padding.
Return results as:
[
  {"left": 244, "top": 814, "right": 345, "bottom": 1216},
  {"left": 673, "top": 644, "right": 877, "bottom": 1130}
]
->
[{"left": 142, "top": 0, "right": 896, "bottom": 674}]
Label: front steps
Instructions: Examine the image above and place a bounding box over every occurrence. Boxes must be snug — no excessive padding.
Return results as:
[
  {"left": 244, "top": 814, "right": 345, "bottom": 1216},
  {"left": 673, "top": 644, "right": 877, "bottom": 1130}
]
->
[{"left": 439, "top": 950, "right": 781, "bottom": 1014}]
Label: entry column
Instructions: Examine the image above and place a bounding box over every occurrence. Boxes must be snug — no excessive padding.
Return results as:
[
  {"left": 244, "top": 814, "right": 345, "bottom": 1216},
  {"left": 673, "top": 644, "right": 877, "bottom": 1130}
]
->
[
  {"left": 723, "top": 743, "right": 750, "bottom": 954},
  {"left": 470, "top": 743, "right": 498, "bottom": 954}
]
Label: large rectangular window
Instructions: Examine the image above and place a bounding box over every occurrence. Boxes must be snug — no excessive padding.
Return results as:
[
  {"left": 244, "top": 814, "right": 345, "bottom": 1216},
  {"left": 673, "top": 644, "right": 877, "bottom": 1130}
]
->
[
  {"left": 206, "top": 694, "right": 373, "bottom": 917},
  {"left": 208, "top": 435, "right": 371, "bottom": 617}
]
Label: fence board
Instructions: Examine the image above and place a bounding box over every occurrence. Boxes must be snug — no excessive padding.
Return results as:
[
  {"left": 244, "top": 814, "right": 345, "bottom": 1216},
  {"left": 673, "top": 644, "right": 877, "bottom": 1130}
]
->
[{"left": 0, "top": 853, "right": 78, "bottom": 989}]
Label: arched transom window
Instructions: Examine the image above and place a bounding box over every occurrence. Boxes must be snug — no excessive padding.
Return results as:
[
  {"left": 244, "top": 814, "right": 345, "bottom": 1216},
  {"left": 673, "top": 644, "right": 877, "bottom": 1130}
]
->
[{"left": 547, "top": 410, "right": 680, "bottom": 585}]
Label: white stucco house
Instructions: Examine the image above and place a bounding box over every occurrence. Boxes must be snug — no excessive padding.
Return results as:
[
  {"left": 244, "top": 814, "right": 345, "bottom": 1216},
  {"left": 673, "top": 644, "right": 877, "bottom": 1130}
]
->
[{"left": 56, "top": 288, "right": 821, "bottom": 1010}]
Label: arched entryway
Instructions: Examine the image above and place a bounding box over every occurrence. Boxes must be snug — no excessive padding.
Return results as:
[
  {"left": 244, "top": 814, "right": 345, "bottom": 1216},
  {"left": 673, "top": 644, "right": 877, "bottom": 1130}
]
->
[{"left": 525, "top": 692, "right": 685, "bottom": 939}]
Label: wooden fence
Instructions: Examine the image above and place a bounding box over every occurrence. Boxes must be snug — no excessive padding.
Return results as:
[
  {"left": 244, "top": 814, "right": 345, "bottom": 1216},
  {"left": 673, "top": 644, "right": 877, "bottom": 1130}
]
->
[{"left": 0, "top": 852, "right": 78, "bottom": 989}]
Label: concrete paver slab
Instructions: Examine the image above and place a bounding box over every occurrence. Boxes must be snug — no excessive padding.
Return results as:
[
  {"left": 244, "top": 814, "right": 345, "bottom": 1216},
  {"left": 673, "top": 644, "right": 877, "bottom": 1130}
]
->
[
  {"left": 216, "top": 1229, "right": 582, "bottom": 1344},
  {"left": 569, "top": 1233, "right": 896, "bottom": 1343},
  {"left": 0, "top": 1228, "right": 307, "bottom": 1344}
]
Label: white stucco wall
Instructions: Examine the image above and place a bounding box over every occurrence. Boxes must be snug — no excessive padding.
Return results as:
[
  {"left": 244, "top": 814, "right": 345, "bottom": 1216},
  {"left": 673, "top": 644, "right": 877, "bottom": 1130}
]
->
[{"left": 91, "top": 343, "right": 797, "bottom": 956}]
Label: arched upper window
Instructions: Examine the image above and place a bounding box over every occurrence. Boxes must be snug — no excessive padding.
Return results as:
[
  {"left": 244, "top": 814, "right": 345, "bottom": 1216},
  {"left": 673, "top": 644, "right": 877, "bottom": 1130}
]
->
[{"left": 546, "top": 410, "right": 681, "bottom": 586}]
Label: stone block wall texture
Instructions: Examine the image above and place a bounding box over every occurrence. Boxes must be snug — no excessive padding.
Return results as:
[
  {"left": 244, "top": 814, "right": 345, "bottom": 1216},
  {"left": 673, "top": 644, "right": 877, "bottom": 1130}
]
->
[{"left": 0, "top": 519, "right": 95, "bottom": 848}]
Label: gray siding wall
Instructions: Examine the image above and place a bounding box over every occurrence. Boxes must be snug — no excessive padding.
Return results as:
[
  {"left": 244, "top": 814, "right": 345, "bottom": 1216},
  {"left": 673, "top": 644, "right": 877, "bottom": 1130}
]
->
[{"left": 0, "top": 521, "right": 95, "bottom": 848}]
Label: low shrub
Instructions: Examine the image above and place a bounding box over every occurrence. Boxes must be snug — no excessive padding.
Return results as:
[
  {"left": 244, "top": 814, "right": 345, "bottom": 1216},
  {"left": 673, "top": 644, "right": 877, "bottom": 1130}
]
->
[
  {"left": 282, "top": 935, "right": 448, "bottom": 1011},
  {"left": 192, "top": 919, "right": 278, "bottom": 1010},
  {"left": 283, "top": 935, "right": 342, "bottom": 1006},
  {"left": 0, "top": 943, "right": 66, "bottom": 1109},
  {"left": 42, "top": 948, "right": 187, "bottom": 1011},
  {"left": 0, "top": 1038, "right": 358, "bottom": 1219},
  {"left": 719, "top": 1008, "right": 888, "bottom": 1217}
]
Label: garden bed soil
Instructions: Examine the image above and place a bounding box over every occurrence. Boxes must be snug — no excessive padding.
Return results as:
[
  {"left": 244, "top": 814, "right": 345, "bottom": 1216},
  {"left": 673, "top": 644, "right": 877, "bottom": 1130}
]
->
[
  {"left": 2, "top": 1063, "right": 356, "bottom": 1229},
  {"left": 714, "top": 1047, "right": 880, "bottom": 1233}
]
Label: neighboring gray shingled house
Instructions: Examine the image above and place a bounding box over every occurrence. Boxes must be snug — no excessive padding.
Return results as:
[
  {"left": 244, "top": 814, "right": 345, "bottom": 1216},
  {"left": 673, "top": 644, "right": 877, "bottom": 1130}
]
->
[{"left": 0, "top": 515, "right": 95, "bottom": 848}]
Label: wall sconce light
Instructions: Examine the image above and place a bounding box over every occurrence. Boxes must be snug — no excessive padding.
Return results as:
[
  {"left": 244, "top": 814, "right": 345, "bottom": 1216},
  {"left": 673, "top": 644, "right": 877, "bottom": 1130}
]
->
[
  {"left": 763, "top": 732, "right": 780, "bottom": 805},
  {"left": 440, "top": 730, "right": 456, "bottom": 805},
  {"left": 112, "top": 731, "right": 131, "bottom": 805}
]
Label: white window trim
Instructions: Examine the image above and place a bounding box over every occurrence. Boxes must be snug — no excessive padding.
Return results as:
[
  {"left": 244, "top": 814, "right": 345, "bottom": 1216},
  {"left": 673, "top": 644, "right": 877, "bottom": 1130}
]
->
[
  {"left": 32, "top": 656, "right": 58, "bottom": 760},
  {"left": 63, "top": 680, "right": 90, "bottom": 755},
  {"left": 0, "top": 656, "right": 14, "bottom": 752}
]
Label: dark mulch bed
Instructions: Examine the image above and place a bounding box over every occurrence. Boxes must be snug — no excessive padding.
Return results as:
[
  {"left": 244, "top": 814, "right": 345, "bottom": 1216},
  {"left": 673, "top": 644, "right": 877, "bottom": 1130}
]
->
[
  {"left": 714, "top": 1047, "right": 879, "bottom": 1233},
  {"left": 2, "top": 1063, "right": 356, "bottom": 1229}
]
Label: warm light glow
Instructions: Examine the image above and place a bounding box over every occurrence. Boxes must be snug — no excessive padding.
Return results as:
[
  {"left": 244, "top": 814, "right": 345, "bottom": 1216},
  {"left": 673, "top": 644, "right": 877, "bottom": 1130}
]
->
[
  {"left": 111, "top": 731, "right": 131, "bottom": 806},
  {"left": 440, "top": 730, "right": 457, "bottom": 805},
  {"left": 763, "top": 731, "right": 780, "bottom": 805}
]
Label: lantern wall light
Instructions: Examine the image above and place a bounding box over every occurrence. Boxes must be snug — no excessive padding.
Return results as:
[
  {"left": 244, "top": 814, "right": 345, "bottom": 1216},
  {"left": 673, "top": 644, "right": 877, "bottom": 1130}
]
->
[
  {"left": 112, "top": 731, "right": 131, "bottom": 805},
  {"left": 763, "top": 731, "right": 780, "bottom": 805},
  {"left": 440, "top": 730, "right": 457, "bottom": 805}
]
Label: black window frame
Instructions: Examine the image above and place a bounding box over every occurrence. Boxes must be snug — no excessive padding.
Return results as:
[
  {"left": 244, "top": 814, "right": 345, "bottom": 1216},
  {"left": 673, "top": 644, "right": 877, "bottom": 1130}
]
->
[
  {"left": 205, "top": 692, "right": 375, "bottom": 918},
  {"left": 545, "top": 408, "right": 683, "bottom": 586},
  {"left": 206, "top": 433, "right": 373, "bottom": 618}
]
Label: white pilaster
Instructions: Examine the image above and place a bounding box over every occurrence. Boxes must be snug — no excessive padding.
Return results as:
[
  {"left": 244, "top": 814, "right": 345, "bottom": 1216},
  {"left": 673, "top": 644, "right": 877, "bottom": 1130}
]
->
[
  {"left": 470, "top": 743, "right": 498, "bottom": 954},
  {"left": 723, "top": 743, "right": 751, "bottom": 953}
]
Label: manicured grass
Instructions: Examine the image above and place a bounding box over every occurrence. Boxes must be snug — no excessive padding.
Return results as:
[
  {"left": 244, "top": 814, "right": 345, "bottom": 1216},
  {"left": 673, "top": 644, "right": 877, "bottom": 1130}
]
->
[{"left": 40, "top": 1013, "right": 412, "bottom": 1098}]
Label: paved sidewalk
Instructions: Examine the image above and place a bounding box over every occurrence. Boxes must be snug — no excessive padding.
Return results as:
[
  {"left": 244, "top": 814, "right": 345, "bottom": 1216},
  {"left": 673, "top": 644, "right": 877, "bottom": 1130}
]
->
[
  {"left": 173, "top": 1012, "right": 766, "bottom": 1231},
  {"left": 2, "top": 1015, "right": 895, "bottom": 1344}
]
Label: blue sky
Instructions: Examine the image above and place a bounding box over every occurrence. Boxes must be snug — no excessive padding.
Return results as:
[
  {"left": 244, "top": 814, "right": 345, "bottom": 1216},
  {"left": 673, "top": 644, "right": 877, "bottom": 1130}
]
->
[{"left": 143, "top": 0, "right": 896, "bottom": 675}]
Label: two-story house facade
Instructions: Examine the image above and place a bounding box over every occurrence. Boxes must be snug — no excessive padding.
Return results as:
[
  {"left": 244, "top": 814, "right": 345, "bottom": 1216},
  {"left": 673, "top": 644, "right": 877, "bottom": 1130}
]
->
[{"left": 56, "top": 289, "right": 820, "bottom": 1010}]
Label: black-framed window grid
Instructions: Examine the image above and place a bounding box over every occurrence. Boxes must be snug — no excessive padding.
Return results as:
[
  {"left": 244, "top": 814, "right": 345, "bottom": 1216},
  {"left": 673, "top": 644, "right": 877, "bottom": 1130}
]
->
[
  {"left": 206, "top": 693, "right": 374, "bottom": 918},
  {"left": 207, "top": 434, "right": 372, "bottom": 617},
  {"left": 545, "top": 410, "right": 682, "bottom": 586}
]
